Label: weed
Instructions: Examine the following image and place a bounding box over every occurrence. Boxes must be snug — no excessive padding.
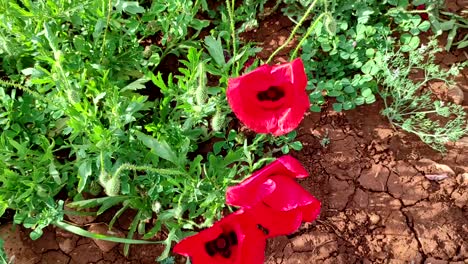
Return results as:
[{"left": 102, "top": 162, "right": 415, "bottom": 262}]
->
[{"left": 377, "top": 39, "right": 468, "bottom": 152}]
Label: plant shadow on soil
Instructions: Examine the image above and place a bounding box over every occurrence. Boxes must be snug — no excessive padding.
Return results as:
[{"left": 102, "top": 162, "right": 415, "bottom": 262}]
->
[{"left": 1, "top": 6, "right": 468, "bottom": 264}]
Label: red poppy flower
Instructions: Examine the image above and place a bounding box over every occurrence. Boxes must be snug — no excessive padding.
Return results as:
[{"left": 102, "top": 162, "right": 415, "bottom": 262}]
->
[
  {"left": 417, "top": 5, "right": 429, "bottom": 20},
  {"left": 227, "top": 58, "right": 310, "bottom": 136},
  {"left": 173, "top": 209, "right": 267, "bottom": 264},
  {"left": 226, "top": 155, "right": 321, "bottom": 237}
]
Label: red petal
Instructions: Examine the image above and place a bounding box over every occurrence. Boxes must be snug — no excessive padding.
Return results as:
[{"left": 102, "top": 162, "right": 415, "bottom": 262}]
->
[
  {"left": 263, "top": 175, "right": 319, "bottom": 212},
  {"left": 271, "top": 58, "right": 307, "bottom": 92},
  {"left": 173, "top": 210, "right": 266, "bottom": 264},
  {"left": 270, "top": 58, "right": 310, "bottom": 135},
  {"left": 246, "top": 203, "right": 303, "bottom": 238},
  {"left": 301, "top": 198, "right": 322, "bottom": 222},
  {"left": 227, "top": 59, "right": 309, "bottom": 135},
  {"left": 226, "top": 156, "right": 308, "bottom": 208},
  {"left": 227, "top": 65, "right": 280, "bottom": 134}
]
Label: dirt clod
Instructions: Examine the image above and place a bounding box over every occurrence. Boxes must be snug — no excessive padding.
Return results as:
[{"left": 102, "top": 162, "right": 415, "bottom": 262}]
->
[{"left": 88, "top": 223, "right": 124, "bottom": 252}]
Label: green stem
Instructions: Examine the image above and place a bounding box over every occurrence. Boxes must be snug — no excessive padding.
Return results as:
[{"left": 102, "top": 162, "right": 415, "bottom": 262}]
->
[
  {"left": 291, "top": 12, "right": 327, "bottom": 60},
  {"left": 225, "top": 0, "right": 237, "bottom": 72},
  {"left": 113, "top": 163, "right": 185, "bottom": 179},
  {"left": 100, "top": 0, "right": 113, "bottom": 63},
  {"left": 266, "top": 0, "right": 320, "bottom": 64},
  {"left": 54, "top": 220, "right": 162, "bottom": 244}
]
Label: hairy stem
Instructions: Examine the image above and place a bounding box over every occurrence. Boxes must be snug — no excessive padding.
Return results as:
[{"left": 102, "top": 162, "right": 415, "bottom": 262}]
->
[
  {"left": 267, "top": 0, "right": 320, "bottom": 64},
  {"left": 291, "top": 12, "right": 327, "bottom": 59}
]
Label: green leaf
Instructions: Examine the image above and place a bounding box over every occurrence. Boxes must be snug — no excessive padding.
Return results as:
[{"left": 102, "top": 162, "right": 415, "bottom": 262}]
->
[
  {"left": 78, "top": 160, "right": 92, "bottom": 193},
  {"left": 43, "top": 22, "right": 58, "bottom": 52},
  {"left": 440, "top": 20, "right": 455, "bottom": 31},
  {"left": 344, "top": 86, "right": 355, "bottom": 94},
  {"left": 343, "top": 101, "right": 354, "bottom": 110},
  {"left": 333, "top": 103, "right": 343, "bottom": 112},
  {"left": 204, "top": 36, "right": 225, "bottom": 66},
  {"left": 190, "top": 19, "right": 210, "bottom": 31},
  {"left": 93, "top": 18, "right": 107, "bottom": 39},
  {"left": 418, "top": 20, "right": 431, "bottom": 32},
  {"left": 67, "top": 196, "right": 130, "bottom": 209},
  {"left": 49, "top": 162, "right": 61, "bottom": 185},
  {"left": 362, "top": 88, "right": 373, "bottom": 97},
  {"left": 361, "top": 60, "right": 378, "bottom": 75},
  {"left": 401, "top": 34, "right": 420, "bottom": 52},
  {"left": 115, "top": 1, "right": 145, "bottom": 14},
  {"left": 0, "top": 201, "right": 7, "bottom": 218},
  {"left": 290, "top": 141, "right": 303, "bottom": 151},
  {"left": 121, "top": 78, "right": 148, "bottom": 92},
  {"left": 310, "top": 105, "right": 321, "bottom": 112},
  {"left": 55, "top": 221, "right": 162, "bottom": 244},
  {"left": 355, "top": 97, "right": 365, "bottom": 105},
  {"left": 457, "top": 40, "right": 468, "bottom": 49},
  {"left": 365, "top": 48, "right": 375, "bottom": 58},
  {"left": 324, "top": 14, "right": 336, "bottom": 35},
  {"left": 135, "top": 131, "right": 178, "bottom": 165},
  {"left": 213, "top": 141, "right": 225, "bottom": 155},
  {"left": 30, "top": 229, "right": 43, "bottom": 240},
  {"left": 445, "top": 26, "right": 458, "bottom": 51},
  {"left": 365, "top": 94, "right": 376, "bottom": 104}
]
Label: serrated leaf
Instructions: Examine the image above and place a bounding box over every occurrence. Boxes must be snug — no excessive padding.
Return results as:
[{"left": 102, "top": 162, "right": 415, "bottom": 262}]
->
[
  {"left": 204, "top": 36, "right": 225, "bottom": 66},
  {"left": 78, "top": 160, "right": 92, "bottom": 193},
  {"left": 43, "top": 22, "right": 58, "bottom": 52},
  {"left": 121, "top": 78, "right": 148, "bottom": 92},
  {"left": 135, "top": 131, "right": 178, "bottom": 165}
]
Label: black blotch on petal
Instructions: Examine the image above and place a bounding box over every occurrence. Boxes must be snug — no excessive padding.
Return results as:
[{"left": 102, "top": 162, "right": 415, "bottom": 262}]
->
[
  {"left": 215, "top": 235, "right": 229, "bottom": 250},
  {"left": 257, "top": 86, "right": 285, "bottom": 102},
  {"left": 228, "top": 231, "right": 238, "bottom": 245},
  {"left": 257, "top": 224, "right": 270, "bottom": 235},
  {"left": 205, "top": 241, "right": 216, "bottom": 256},
  {"left": 221, "top": 249, "right": 232, "bottom": 259}
]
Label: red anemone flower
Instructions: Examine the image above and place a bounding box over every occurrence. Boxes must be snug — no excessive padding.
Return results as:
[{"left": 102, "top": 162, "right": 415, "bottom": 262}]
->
[
  {"left": 226, "top": 155, "right": 321, "bottom": 237},
  {"left": 227, "top": 58, "right": 310, "bottom": 136},
  {"left": 173, "top": 210, "right": 267, "bottom": 264}
]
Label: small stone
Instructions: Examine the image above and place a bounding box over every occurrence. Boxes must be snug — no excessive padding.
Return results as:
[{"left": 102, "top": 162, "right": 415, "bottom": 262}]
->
[
  {"left": 414, "top": 159, "right": 456, "bottom": 177},
  {"left": 57, "top": 236, "right": 77, "bottom": 254},
  {"left": 454, "top": 137, "right": 468, "bottom": 148},
  {"left": 447, "top": 85, "right": 465, "bottom": 105},
  {"left": 369, "top": 214, "right": 381, "bottom": 225},
  {"left": 425, "top": 257, "right": 449, "bottom": 264},
  {"left": 88, "top": 223, "right": 124, "bottom": 252}
]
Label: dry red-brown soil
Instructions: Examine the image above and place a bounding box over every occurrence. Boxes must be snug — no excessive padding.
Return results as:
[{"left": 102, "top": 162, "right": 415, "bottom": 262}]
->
[{"left": 1, "top": 4, "right": 468, "bottom": 264}]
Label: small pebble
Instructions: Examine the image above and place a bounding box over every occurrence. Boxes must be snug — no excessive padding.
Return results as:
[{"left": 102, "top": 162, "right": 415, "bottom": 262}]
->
[{"left": 369, "top": 214, "right": 380, "bottom": 225}]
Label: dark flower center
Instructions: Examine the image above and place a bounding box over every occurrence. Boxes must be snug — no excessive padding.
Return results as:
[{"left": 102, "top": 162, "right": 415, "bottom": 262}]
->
[
  {"left": 205, "top": 231, "right": 238, "bottom": 258},
  {"left": 257, "top": 86, "right": 285, "bottom": 102}
]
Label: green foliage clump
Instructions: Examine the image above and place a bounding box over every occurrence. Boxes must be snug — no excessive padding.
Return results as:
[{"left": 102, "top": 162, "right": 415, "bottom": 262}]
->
[{"left": 377, "top": 39, "right": 468, "bottom": 152}]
